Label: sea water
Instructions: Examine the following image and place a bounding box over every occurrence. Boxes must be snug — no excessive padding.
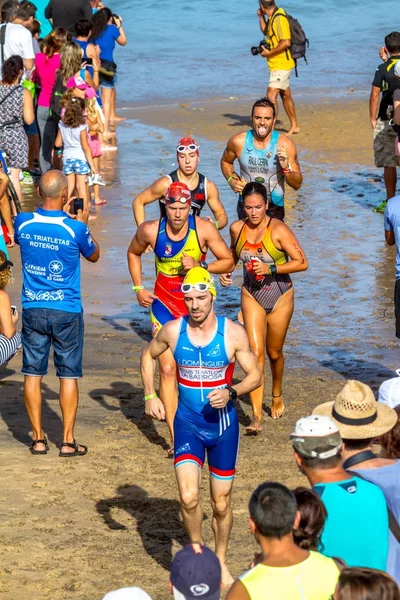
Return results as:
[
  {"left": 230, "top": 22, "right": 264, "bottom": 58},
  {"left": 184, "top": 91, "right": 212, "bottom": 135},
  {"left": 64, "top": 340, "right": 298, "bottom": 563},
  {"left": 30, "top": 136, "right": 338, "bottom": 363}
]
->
[{"left": 111, "top": 0, "right": 399, "bottom": 104}]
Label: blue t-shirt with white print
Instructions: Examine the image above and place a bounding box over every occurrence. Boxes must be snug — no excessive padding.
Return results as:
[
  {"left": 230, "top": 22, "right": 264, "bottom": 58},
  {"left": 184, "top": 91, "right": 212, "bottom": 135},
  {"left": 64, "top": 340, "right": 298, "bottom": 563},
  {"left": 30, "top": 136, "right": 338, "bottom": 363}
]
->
[
  {"left": 384, "top": 195, "right": 400, "bottom": 280},
  {"left": 14, "top": 208, "right": 96, "bottom": 313}
]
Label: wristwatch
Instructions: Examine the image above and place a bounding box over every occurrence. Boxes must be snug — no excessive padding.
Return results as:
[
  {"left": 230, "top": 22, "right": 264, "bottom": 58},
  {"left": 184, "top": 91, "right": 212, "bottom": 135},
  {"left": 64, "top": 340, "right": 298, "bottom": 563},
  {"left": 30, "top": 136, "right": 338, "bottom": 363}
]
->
[
  {"left": 269, "top": 265, "right": 277, "bottom": 276},
  {"left": 199, "top": 260, "right": 208, "bottom": 270},
  {"left": 227, "top": 386, "right": 238, "bottom": 401}
]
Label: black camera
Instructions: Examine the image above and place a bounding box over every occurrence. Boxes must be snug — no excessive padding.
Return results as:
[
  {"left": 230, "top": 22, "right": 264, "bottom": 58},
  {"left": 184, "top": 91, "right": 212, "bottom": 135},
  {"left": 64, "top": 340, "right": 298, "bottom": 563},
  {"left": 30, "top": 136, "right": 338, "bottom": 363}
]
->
[
  {"left": 111, "top": 13, "right": 121, "bottom": 24},
  {"left": 251, "top": 40, "right": 270, "bottom": 56}
]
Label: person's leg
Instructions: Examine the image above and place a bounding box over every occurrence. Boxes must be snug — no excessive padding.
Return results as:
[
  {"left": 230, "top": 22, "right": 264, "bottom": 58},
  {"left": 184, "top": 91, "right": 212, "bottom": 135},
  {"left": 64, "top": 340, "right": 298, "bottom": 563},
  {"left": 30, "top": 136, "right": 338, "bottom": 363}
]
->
[
  {"left": 241, "top": 289, "right": 267, "bottom": 432},
  {"left": 209, "top": 477, "right": 235, "bottom": 586},
  {"left": 92, "top": 156, "right": 101, "bottom": 203},
  {"left": 175, "top": 461, "right": 204, "bottom": 543},
  {"left": 279, "top": 86, "right": 300, "bottom": 134},
  {"left": 100, "top": 86, "right": 113, "bottom": 139},
  {"left": 158, "top": 348, "right": 178, "bottom": 448},
  {"left": 37, "top": 107, "right": 55, "bottom": 173},
  {"left": 24, "top": 375, "right": 45, "bottom": 448},
  {"left": 75, "top": 173, "right": 89, "bottom": 211},
  {"left": 66, "top": 172, "right": 75, "bottom": 199},
  {"left": 58, "top": 378, "right": 85, "bottom": 453},
  {"left": 384, "top": 166, "right": 397, "bottom": 201},
  {"left": 267, "top": 86, "right": 280, "bottom": 119},
  {"left": 265, "top": 288, "right": 294, "bottom": 419},
  {"left": 9, "top": 168, "right": 22, "bottom": 202},
  {"left": 28, "top": 134, "right": 40, "bottom": 171}
]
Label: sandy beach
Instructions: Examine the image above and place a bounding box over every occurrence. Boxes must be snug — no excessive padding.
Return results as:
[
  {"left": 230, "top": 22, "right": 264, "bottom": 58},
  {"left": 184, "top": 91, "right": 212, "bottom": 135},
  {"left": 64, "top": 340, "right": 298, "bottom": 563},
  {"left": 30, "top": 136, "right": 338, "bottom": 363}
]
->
[{"left": 1, "top": 95, "right": 399, "bottom": 600}]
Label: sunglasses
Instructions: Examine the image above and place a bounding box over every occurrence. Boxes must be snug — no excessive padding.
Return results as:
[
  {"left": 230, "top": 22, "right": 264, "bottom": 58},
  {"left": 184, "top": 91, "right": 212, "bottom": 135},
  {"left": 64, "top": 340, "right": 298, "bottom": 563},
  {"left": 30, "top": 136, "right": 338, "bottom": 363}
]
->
[
  {"left": 177, "top": 144, "right": 198, "bottom": 153},
  {"left": 181, "top": 282, "right": 213, "bottom": 293},
  {"left": 166, "top": 195, "right": 191, "bottom": 204}
]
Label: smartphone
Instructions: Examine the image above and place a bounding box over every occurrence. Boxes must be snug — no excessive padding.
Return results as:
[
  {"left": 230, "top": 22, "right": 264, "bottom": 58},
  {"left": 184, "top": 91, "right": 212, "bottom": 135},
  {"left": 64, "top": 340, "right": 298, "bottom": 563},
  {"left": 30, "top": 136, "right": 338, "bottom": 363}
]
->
[
  {"left": 71, "top": 198, "right": 84, "bottom": 215},
  {"left": 82, "top": 57, "right": 93, "bottom": 66},
  {"left": 11, "top": 305, "right": 16, "bottom": 316}
]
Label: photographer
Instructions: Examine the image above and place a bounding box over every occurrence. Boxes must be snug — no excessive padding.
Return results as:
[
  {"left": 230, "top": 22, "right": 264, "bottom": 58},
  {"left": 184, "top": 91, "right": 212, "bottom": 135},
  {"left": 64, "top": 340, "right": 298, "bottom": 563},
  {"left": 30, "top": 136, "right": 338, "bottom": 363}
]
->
[
  {"left": 257, "top": 0, "right": 300, "bottom": 135},
  {"left": 89, "top": 7, "right": 126, "bottom": 142},
  {"left": 44, "top": 0, "right": 92, "bottom": 34}
]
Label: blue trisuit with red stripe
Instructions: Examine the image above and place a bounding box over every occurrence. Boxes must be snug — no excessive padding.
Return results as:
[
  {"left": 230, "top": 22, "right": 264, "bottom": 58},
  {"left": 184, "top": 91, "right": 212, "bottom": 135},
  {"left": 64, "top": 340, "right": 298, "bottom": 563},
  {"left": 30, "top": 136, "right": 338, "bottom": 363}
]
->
[{"left": 173, "top": 315, "right": 239, "bottom": 480}]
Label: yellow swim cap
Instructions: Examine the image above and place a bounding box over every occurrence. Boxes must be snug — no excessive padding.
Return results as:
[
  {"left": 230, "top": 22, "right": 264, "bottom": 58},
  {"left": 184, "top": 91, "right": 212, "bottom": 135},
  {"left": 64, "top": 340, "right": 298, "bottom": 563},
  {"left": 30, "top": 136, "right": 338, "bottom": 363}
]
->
[{"left": 181, "top": 267, "right": 217, "bottom": 297}]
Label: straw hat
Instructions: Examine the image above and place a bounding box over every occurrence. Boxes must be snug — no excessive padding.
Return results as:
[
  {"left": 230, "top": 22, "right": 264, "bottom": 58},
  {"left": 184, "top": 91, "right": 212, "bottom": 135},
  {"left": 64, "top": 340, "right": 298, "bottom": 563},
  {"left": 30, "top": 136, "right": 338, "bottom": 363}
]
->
[{"left": 312, "top": 380, "right": 397, "bottom": 439}]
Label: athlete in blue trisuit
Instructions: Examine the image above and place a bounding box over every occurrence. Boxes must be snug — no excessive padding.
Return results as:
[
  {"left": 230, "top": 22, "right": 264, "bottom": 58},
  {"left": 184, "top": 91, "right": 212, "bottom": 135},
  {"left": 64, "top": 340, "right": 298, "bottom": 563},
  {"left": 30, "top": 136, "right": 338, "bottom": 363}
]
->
[
  {"left": 220, "top": 97, "right": 303, "bottom": 222},
  {"left": 140, "top": 267, "right": 261, "bottom": 587}
]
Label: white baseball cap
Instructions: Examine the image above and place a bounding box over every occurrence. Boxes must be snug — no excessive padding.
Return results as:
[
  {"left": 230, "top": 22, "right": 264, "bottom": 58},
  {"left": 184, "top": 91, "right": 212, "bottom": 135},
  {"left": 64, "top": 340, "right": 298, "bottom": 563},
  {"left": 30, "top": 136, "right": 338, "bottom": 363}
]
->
[
  {"left": 378, "top": 371, "right": 400, "bottom": 409},
  {"left": 102, "top": 588, "right": 152, "bottom": 600},
  {"left": 290, "top": 415, "right": 342, "bottom": 459}
]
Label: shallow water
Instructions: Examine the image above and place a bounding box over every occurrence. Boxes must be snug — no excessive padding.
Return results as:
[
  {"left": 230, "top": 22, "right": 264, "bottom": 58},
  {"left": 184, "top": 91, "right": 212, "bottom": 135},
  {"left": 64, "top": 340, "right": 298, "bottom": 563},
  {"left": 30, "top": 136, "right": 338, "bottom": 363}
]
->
[{"left": 112, "top": 0, "right": 398, "bottom": 103}]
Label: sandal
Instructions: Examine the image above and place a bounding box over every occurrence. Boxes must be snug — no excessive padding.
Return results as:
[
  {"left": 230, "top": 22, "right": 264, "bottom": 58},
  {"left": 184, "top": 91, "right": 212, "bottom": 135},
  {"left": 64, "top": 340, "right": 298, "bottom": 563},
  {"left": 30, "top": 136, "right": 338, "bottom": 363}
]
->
[
  {"left": 59, "top": 440, "right": 88, "bottom": 457},
  {"left": 30, "top": 437, "right": 49, "bottom": 455}
]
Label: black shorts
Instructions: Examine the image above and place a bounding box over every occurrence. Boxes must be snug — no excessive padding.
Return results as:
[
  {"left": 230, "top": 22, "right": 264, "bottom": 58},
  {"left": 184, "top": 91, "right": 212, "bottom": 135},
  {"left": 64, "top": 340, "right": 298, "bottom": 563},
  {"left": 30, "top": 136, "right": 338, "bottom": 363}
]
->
[
  {"left": 237, "top": 199, "right": 285, "bottom": 221},
  {"left": 395, "top": 280, "right": 400, "bottom": 339}
]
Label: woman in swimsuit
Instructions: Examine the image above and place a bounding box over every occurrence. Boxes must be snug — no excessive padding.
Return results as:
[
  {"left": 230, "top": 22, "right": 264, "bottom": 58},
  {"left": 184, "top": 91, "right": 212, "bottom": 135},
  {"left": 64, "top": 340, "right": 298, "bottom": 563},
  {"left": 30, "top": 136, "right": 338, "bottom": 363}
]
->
[{"left": 221, "top": 182, "right": 308, "bottom": 431}]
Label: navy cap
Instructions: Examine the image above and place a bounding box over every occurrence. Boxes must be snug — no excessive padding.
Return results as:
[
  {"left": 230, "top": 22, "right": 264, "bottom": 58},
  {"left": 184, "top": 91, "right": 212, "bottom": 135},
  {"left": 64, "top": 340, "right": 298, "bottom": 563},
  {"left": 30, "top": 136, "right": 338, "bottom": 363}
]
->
[{"left": 170, "top": 544, "right": 221, "bottom": 600}]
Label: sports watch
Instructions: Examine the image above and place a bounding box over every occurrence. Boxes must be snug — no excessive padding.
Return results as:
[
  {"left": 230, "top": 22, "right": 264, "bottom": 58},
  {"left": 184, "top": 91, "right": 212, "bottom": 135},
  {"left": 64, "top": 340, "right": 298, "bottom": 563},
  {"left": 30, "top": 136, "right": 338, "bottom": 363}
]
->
[
  {"left": 199, "top": 260, "right": 208, "bottom": 270},
  {"left": 269, "top": 265, "right": 277, "bottom": 276},
  {"left": 227, "top": 386, "right": 238, "bottom": 401}
]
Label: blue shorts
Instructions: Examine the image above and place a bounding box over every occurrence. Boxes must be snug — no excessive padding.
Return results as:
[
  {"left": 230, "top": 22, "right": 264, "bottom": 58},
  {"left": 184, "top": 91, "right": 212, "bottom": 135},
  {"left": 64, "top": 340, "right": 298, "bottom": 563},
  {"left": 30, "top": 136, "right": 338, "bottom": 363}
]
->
[
  {"left": 174, "top": 409, "right": 239, "bottom": 480},
  {"left": 63, "top": 158, "right": 90, "bottom": 176},
  {"left": 150, "top": 298, "right": 175, "bottom": 337},
  {"left": 100, "top": 73, "right": 117, "bottom": 89},
  {"left": 24, "top": 120, "right": 39, "bottom": 136},
  {"left": 22, "top": 308, "right": 84, "bottom": 378}
]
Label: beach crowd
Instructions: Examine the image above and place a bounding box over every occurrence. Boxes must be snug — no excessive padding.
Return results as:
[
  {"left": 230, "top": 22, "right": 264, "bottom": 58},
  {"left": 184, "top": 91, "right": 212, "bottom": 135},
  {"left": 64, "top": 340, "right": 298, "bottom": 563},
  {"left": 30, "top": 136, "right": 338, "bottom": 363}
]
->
[{"left": 1, "top": 0, "right": 400, "bottom": 599}]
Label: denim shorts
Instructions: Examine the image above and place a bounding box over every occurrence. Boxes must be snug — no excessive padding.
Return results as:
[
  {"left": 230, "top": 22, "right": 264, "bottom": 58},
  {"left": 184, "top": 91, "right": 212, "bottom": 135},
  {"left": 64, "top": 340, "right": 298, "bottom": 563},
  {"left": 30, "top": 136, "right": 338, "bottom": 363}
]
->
[
  {"left": 100, "top": 73, "right": 117, "bottom": 89},
  {"left": 63, "top": 158, "right": 91, "bottom": 175},
  {"left": 22, "top": 308, "right": 84, "bottom": 378}
]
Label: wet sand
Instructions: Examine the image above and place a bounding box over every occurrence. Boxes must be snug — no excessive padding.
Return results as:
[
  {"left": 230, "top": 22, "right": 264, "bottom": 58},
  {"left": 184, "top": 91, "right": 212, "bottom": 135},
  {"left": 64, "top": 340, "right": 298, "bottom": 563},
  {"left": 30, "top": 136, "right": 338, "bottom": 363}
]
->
[{"left": 1, "top": 96, "right": 399, "bottom": 599}]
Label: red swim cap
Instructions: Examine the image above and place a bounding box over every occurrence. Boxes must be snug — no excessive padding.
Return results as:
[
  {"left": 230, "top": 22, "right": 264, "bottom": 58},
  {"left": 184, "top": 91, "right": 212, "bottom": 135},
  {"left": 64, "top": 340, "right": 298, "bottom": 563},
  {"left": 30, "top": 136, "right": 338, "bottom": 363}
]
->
[
  {"left": 165, "top": 181, "right": 192, "bottom": 205},
  {"left": 176, "top": 137, "right": 199, "bottom": 155}
]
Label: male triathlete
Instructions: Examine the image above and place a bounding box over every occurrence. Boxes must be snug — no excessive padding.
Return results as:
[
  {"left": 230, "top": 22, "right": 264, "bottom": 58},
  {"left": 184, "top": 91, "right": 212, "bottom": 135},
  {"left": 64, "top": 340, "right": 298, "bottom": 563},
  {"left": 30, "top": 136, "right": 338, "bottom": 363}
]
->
[
  {"left": 140, "top": 267, "right": 261, "bottom": 587},
  {"left": 133, "top": 136, "right": 227, "bottom": 230},
  {"left": 221, "top": 97, "right": 302, "bottom": 221},
  {"left": 128, "top": 183, "right": 233, "bottom": 451}
]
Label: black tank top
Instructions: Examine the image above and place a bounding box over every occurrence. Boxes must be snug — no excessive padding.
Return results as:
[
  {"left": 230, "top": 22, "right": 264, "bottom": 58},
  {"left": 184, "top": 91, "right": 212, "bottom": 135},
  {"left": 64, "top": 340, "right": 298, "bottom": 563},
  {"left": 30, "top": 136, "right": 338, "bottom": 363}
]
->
[{"left": 159, "top": 170, "right": 208, "bottom": 217}]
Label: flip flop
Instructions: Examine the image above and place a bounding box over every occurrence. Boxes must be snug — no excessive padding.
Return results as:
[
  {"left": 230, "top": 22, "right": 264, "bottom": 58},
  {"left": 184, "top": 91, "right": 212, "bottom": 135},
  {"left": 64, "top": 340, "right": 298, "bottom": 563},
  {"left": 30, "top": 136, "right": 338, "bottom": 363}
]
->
[
  {"left": 29, "top": 437, "right": 49, "bottom": 455},
  {"left": 94, "top": 199, "right": 107, "bottom": 205},
  {"left": 59, "top": 440, "right": 88, "bottom": 457}
]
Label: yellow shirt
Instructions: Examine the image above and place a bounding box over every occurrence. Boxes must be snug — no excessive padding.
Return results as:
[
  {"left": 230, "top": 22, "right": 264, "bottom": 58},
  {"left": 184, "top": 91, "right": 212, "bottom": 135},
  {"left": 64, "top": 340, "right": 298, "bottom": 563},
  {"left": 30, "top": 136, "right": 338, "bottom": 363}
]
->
[
  {"left": 240, "top": 551, "right": 340, "bottom": 600},
  {"left": 266, "top": 8, "right": 295, "bottom": 71}
]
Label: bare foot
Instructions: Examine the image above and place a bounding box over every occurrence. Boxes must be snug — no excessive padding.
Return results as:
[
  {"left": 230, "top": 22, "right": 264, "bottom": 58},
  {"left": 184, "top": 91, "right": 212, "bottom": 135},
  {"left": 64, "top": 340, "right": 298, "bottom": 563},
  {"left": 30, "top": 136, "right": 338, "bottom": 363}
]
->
[
  {"left": 245, "top": 416, "right": 262, "bottom": 435},
  {"left": 110, "top": 115, "right": 126, "bottom": 122},
  {"left": 167, "top": 446, "right": 174, "bottom": 458},
  {"left": 103, "top": 130, "right": 116, "bottom": 140},
  {"left": 220, "top": 562, "right": 234, "bottom": 589},
  {"left": 271, "top": 393, "right": 285, "bottom": 419},
  {"left": 287, "top": 126, "right": 300, "bottom": 135}
]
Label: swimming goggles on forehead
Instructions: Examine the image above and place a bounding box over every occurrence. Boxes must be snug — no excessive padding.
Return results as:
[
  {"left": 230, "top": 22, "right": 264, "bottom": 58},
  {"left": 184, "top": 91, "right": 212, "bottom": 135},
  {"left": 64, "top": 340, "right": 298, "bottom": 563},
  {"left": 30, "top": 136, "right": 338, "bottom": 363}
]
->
[
  {"left": 176, "top": 143, "right": 199, "bottom": 153},
  {"left": 181, "top": 281, "right": 214, "bottom": 293},
  {"left": 166, "top": 195, "right": 191, "bottom": 204}
]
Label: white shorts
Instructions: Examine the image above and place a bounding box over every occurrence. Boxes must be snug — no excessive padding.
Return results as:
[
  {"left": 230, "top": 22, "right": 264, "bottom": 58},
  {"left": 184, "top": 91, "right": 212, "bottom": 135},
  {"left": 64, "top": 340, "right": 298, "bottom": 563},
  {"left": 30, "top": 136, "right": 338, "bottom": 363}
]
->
[{"left": 268, "top": 69, "right": 292, "bottom": 90}]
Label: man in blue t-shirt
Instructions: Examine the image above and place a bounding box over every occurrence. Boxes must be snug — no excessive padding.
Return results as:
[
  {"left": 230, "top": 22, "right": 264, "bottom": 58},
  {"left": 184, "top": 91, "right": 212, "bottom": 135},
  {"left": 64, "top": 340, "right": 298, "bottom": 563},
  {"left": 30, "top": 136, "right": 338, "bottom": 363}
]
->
[
  {"left": 291, "top": 415, "right": 389, "bottom": 570},
  {"left": 384, "top": 195, "right": 400, "bottom": 338},
  {"left": 14, "top": 170, "right": 100, "bottom": 457}
]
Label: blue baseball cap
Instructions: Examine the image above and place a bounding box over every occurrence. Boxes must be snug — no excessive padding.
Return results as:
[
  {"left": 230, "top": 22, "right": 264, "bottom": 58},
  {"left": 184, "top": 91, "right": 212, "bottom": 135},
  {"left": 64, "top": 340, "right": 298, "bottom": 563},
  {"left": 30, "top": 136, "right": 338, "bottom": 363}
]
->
[{"left": 170, "top": 544, "right": 221, "bottom": 600}]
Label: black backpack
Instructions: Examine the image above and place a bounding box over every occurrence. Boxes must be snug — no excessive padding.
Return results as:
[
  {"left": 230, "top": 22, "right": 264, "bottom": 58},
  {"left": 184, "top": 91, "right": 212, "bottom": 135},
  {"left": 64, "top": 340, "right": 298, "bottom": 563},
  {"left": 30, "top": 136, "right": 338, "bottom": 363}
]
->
[
  {"left": 50, "top": 75, "right": 66, "bottom": 120},
  {"left": 270, "top": 10, "right": 309, "bottom": 76}
]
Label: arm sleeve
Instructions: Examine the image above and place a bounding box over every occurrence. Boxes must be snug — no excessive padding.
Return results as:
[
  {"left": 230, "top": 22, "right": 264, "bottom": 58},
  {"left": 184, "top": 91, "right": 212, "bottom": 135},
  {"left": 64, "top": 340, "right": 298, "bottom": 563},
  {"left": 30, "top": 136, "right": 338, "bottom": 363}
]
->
[
  {"left": 384, "top": 206, "right": 393, "bottom": 231},
  {"left": 44, "top": 0, "right": 52, "bottom": 19},
  {"left": 0, "top": 332, "right": 22, "bottom": 366},
  {"left": 372, "top": 67, "right": 383, "bottom": 89},
  {"left": 76, "top": 223, "right": 96, "bottom": 259},
  {"left": 273, "top": 14, "right": 291, "bottom": 41}
]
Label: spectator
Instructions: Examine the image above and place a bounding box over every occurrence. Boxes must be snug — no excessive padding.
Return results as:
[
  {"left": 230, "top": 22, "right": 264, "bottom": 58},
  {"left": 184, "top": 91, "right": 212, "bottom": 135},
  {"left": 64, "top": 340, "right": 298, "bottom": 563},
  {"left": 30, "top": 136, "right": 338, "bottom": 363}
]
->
[
  {"left": 0, "top": 250, "right": 21, "bottom": 366},
  {"left": 44, "top": 0, "right": 92, "bottom": 34},
  {"left": 333, "top": 567, "right": 400, "bottom": 600},
  {"left": 102, "top": 588, "right": 152, "bottom": 600},
  {"left": 34, "top": 27, "right": 68, "bottom": 172},
  {"left": 384, "top": 192, "right": 400, "bottom": 338},
  {"left": 313, "top": 380, "right": 400, "bottom": 584},
  {"left": 0, "top": 1, "right": 36, "bottom": 73},
  {"left": 14, "top": 170, "right": 100, "bottom": 456},
  {"left": 0, "top": 1, "right": 19, "bottom": 24},
  {"left": 57, "top": 39, "right": 98, "bottom": 92},
  {"left": 0, "top": 55, "right": 34, "bottom": 202},
  {"left": 170, "top": 544, "right": 221, "bottom": 600},
  {"left": 73, "top": 18, "right": 101, "bottom": 78},
  {"left": 292, "top": 487, "right": 327, "bottom": 551},
  {"left": 89, "top": 7, "right": 126, "bottom": 141},
  {"left": 291, "top": 415, "right": 389, "bottom": 570},
  {"left": 370, "top": 32, "right": 400, "bottom": 210},
  {"left": 226, "top": 482, "right": 340, "bottom": 600},
  {"left": 381, "top": 406, "right": 400, "bottom": 459}
]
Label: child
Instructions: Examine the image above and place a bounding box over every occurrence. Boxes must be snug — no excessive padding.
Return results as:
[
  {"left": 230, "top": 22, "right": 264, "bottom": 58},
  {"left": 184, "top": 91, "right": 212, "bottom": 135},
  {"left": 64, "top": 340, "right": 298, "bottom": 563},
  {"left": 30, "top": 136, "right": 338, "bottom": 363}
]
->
[
  {"left": 86, "top": 92, "right": 107, "bottom": 205},
  {"left": 55, "top": 96, "right": 98, "bottom": 211}
]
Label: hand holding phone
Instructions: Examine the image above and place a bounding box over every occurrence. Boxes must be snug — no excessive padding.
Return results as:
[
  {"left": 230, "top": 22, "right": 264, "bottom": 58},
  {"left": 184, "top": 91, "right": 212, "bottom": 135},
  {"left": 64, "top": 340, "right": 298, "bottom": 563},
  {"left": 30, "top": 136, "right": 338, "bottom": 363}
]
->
[{"left": 71, "top": 198, "right": 84, "bottom": 215}]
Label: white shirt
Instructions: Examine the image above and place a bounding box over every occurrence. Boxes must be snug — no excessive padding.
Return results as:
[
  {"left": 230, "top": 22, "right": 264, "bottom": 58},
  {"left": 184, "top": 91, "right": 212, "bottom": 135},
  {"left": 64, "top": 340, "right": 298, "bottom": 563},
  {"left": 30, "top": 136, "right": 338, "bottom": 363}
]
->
[
  {"left": 59, "top": 122, "right": 88, "bottom": 162},
  {"left": 0, "top": 23, "right": 35, "bottom": 74}
]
